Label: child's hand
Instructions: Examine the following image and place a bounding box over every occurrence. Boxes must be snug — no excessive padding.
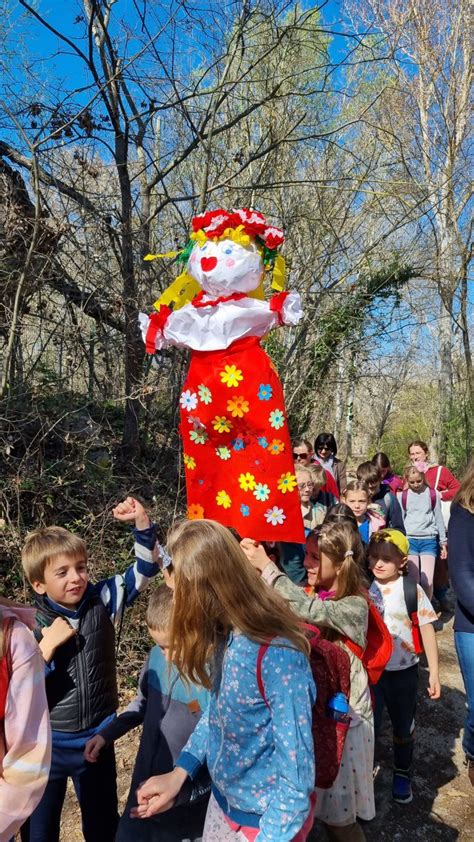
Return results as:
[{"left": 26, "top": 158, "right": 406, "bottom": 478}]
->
[
  {"left": 113, "top": 497, "right": 150, "bottom": 531},
  {"left": 440, "top": 544, "right": 448, "bottom": 561},
  {"left": 428, "top": 673, "right": 441, "bottom": 699},
  {"left": 132, "top": 768, "right": 187, "bottom": 818},
  {"left": 84, "top": 734, "right": 106, "bottom": 763},
  {"left": 39, "top": 617, "right": 76, "bottom": 661},
  {"left": 240, "top": 539, "right": 271, "bottom": 572}
]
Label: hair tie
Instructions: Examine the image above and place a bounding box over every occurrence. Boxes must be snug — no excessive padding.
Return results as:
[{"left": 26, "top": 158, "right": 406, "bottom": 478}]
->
[{"left": 344, "top": 550, "right": 354, "bottom": 559}]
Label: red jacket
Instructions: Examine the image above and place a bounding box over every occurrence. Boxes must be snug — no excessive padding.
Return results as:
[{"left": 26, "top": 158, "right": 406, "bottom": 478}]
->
[
  {"left": 321, "top": 469, "right": 339, "bottom": 501},
  {"left": 424, "top": 465, "right": 460, "bottom": 502}
]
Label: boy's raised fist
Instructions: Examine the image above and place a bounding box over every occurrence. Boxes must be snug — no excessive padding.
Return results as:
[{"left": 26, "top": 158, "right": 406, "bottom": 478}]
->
[{"left": 112, "top": 497, "right": 150, "bottom": 531}]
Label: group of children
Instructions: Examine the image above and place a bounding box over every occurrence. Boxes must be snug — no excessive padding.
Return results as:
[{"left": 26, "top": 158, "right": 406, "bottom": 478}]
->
[{"left": 0, "top": 437, "right": 464, "bottom": 841}]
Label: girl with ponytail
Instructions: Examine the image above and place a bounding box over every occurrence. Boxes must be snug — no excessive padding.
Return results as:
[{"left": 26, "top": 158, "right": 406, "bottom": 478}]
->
[{"left": 242, "top": 523, "right": 375, "bottom": 841}]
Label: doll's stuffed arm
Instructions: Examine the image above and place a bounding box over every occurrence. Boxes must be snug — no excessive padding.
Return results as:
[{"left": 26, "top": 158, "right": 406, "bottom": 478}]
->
[
  {"left": 269, "top": 291, "right": 303, "bottom": 327},
  {"left": 139, "top": 307, "right": 171, "bottom": 353}
]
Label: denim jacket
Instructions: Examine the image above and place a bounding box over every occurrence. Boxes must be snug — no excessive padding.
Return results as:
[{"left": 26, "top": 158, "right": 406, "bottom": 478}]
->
[{"left": 177, "top": 632, "right": 315, "bottom": 842}]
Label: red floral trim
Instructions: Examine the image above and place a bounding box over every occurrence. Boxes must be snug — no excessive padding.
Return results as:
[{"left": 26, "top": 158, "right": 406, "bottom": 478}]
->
[
  {"left": 269, "top": 291, "right": 290, "bottom": 325},
  {"left": 145, "top": 305, "right": 171, "bottom": 354},
  {"left": 191, "top": 208, "right": 284, "bottom": 248},
  {"left": 192, "top": 290, "right": 248, "bottom": 308}
]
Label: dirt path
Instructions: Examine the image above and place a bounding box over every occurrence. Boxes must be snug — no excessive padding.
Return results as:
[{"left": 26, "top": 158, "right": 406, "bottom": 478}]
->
[
  {"left": 53, "top": 613, "right": 472, "bottom": 840},
  {"left": 358, "top": 613, "right": 473, "bottom": 841}
]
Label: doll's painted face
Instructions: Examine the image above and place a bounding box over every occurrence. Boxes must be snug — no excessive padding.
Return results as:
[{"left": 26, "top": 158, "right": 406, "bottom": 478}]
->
[{"left": 187, "top": 237, "right": 263, "bottom": 296}]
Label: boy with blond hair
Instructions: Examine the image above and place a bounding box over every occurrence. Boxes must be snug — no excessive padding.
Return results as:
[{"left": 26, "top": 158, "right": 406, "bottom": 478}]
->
[
  {"left": 85, "top": 585, "right": 210, "bottom": 841},
  {"left": 21, "top": 497, "right": 167, "bottom": 842}
]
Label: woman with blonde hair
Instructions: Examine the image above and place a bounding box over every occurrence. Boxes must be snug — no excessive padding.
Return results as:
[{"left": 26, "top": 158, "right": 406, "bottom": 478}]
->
[
  {"left": 131, "top": 519, "right": 316, "bottom": 841},
  {"left": 448, "top": 459, "right": 474, "bottom": 786}
]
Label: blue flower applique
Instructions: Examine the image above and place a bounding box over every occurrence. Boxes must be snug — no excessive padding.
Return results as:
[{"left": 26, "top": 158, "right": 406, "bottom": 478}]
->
[
  {"left": 240, "top": 504, "right": 250, "bottom": 517},
  {"left": 232, "top": 437, "right": 246, "bottom": 451},
  {"left": 258, "top": 436, "right": 268, "bottom": 448},
  {"left": 257, "top": 384, "right": 273, "bottom": 401}
]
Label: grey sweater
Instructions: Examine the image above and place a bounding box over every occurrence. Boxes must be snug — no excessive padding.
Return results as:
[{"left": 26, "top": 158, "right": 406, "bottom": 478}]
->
[{"left": 397, "top": 487, "right": 447, "bottom": 542}]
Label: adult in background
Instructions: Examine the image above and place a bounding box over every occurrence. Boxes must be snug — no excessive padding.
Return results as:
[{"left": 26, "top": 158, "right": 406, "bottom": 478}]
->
[
  {"left": 408, "top": 440, "right": 461, "bottom": 609},
  {"left": 372, "top": 452, "right": 403, "bottom": 494},
  {"left": 292, "top": 438, "right": 314, "bottom": 468},
  {"left": 448, "top": 459, "right": 474, "bottom": 786},
  {"left": 408, "top": 440, "right": 460, "bottom": 520},
  {"left": 313, "top": 432, "right": 347, "bottom": 495},
  {"left": 293, "top": 438, "right": 339, "bottom": 500}
]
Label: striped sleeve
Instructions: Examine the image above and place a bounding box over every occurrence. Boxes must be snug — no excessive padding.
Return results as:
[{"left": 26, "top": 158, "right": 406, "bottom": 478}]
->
[
  {"left": 93, "top": 524, "right": 166, "bottom": 625},
  {"left": 0, "top": 622, "right": 51, "bottom": 838}
]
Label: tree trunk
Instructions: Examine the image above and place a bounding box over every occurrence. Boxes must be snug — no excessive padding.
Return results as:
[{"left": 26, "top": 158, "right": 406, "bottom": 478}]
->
[
  {"left": 335, "top": 356, "right": 345, "bottom": 442},
  {"left": 115, "top": 130, "right": 144, "bottom": 460},
  {"left": 345, "top": 374, "right": 356, "bottom": 459},
  {"left": 435, "top": 291, "right": 454, "bottom": 464}
]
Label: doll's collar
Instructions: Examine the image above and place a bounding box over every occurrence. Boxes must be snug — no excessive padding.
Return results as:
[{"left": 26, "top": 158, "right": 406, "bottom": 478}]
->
[{"left": 192, "top": 290, "right": 247, "bottom": 308}]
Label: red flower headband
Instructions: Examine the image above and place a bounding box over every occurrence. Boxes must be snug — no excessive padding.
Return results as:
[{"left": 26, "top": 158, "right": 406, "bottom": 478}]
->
[{"left": 191, "top": 208, "right": 285, "bottom": 250}]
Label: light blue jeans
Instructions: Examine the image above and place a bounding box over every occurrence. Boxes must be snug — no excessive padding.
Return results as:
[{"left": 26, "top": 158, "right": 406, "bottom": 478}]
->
[{"left": 455, "top": 631, "right": 474, "bottom": 759}]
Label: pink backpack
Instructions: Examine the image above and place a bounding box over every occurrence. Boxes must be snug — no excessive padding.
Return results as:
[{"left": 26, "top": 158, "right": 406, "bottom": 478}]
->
[
  {"left": 367, "top": 507, "right": 386, "bottom": 534},
  {"left": 400, "top": 487, "right": 437, "bottom": 514},
  {"left": 0, "top": 619, "right": 13, "bottom": 728}
]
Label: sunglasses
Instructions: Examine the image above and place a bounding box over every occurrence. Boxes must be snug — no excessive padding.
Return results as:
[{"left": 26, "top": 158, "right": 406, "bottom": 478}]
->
[
  {"left": 317, "top": 445, "right": 332, "bottom": 453},
  {"left": 293, "top": 452, "right": 310, "bottom": 459}
]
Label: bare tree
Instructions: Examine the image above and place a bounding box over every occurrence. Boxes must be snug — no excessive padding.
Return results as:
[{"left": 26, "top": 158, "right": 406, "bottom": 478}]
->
[{"left": 348, "top": 0, "right": 472, "bottom": 460}]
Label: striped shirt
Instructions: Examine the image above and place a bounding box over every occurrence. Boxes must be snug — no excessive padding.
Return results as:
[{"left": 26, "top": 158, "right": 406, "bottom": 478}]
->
[{"left": 41, "top": 524, "right": 166, "bottom": 747}]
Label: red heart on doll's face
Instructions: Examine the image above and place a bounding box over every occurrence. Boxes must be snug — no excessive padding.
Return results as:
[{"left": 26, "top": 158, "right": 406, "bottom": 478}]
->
[{"left": 201, "top": 256, "right": 218, "bottom": 272}]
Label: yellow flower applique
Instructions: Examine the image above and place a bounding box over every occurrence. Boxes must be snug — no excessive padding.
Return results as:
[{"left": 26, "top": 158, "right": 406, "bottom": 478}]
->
[
  {"left": 212, "top": 415, "right": 232, "bottom": 433},
  {"left": 277, "top": 472, "right": 297, "bottom": 493},
  {"left": 239, "top": 472, "right": 256, "bottom": 492},
  {"left": 216, "top": 490, "right": 232, "bottom": 509},
  {"left": 220, "top": 365, "right": 243, "bottom": 388}
]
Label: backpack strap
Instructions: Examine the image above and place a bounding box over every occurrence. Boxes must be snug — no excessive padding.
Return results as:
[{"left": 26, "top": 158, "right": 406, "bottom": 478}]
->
[
  {"left": 256, "top": 625, "right": 320, "bottom": 707},
  {"left": 401, "top": 489, "right": 408, "bottom": 514},
  {"left": 341, "top": 637, "right": 364, "bottom": 660},
  {"left": 401, "top": 487, "right": 435, "bottom": 513},
  {"left": 256, "top": 643, "right": 271, "bottom": 707},
  {"left": 0, "top": 618, "right": 14, "bottom": 722},
  {"left": 402, "top": 576, "right": 423, "bottom": 655},
  {"left": 339, "top": 590, "right": 368, "bottom": 661}
]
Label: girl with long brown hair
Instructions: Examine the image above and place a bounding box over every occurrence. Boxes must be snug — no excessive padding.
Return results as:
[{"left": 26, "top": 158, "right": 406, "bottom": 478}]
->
[
  {"left": 242, "top": 522, "right": 374, "bottom": 842},
  {"left": 132, "top": 519, "right": 316, "bottom": 841}
]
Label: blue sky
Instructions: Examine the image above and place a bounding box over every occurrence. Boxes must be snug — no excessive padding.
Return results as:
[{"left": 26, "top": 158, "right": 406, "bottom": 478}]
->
[{"left": 16, "top": 0, "right": 350, "bottom": 84}]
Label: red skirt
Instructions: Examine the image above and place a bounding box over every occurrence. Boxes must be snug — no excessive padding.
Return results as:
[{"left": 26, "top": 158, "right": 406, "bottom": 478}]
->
[{"left": 180, "top": 336, "right": 304, "bottom": 542}]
